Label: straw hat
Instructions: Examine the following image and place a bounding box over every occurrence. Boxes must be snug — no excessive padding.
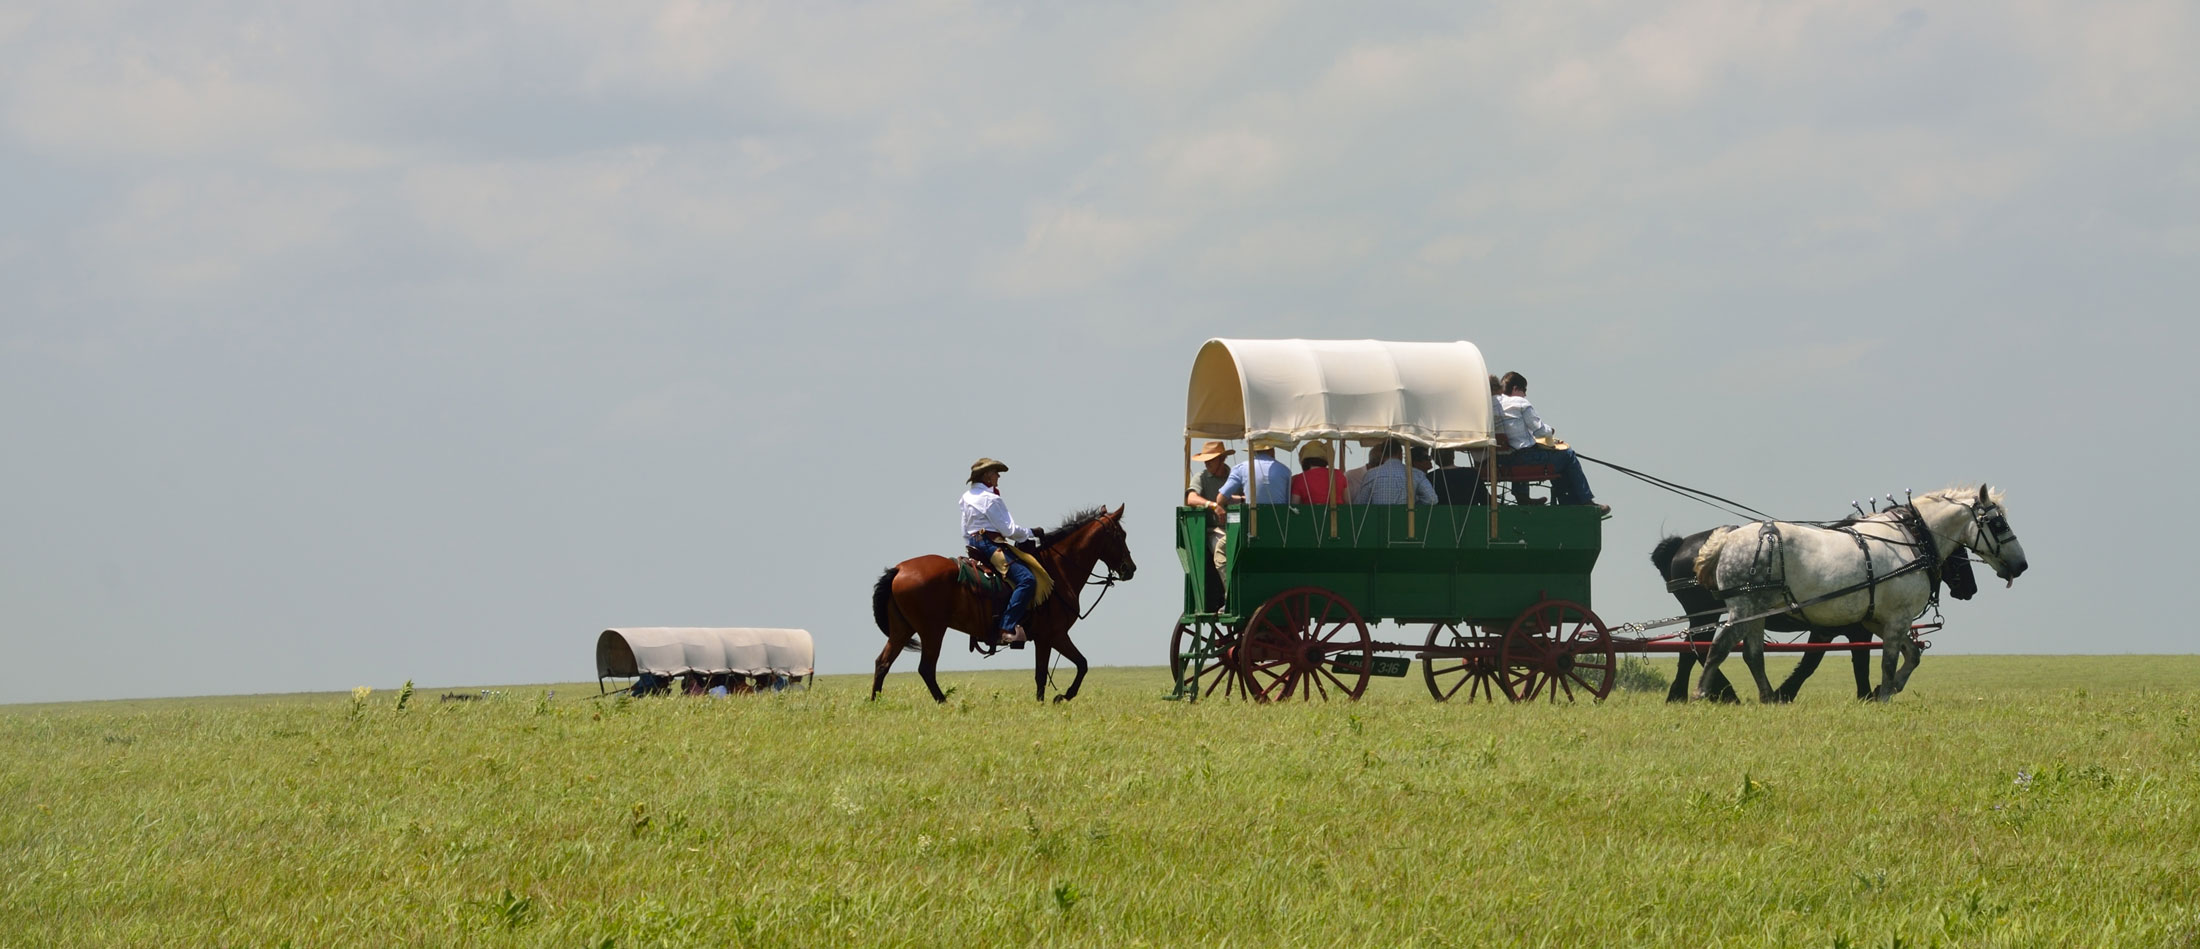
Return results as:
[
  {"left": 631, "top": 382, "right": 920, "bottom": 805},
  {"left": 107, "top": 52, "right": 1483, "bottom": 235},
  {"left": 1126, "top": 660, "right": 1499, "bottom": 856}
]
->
[
  {"left": 1296, "top": 441, "right": 1332, "bottom": 462},
  {"left": 968, "top": 457, "right": 1009, "bottom": 480},
  {"left": 1191, "top": 440, "right": 1235, "bottom": 462}
]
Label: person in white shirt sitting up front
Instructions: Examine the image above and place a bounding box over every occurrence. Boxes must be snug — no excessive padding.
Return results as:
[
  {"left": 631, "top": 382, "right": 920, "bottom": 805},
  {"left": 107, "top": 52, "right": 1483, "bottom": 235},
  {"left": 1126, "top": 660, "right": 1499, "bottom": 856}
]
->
[{"left": 1493, "top": 371, "right": 1608, "bottom": 516}]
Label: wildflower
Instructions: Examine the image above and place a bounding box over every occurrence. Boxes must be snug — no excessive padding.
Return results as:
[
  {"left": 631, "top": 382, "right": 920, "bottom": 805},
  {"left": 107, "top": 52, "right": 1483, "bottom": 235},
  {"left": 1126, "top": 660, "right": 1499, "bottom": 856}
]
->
[
  {"left": 2013, "top": 769, "right": 2032, "bottom": 790},
  {"left": 352, "top": 686, "right": 373, "bottom": 701}
]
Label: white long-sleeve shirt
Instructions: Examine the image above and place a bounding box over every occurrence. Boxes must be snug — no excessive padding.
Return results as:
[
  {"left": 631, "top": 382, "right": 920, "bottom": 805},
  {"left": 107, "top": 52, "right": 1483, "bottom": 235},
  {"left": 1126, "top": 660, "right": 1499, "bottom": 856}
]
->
[
  {"left": 960, "top": 485, "right": 1034, "bottom": 544},
  {"left": 1494, "top": 394, "right": 1554, "bottom": 450}
]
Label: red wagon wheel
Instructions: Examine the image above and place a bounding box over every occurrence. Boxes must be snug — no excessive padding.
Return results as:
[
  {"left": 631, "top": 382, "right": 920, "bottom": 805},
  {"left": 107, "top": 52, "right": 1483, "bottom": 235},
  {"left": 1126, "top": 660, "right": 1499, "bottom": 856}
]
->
[
  {"left": 1497, "top": 599, "right": 1616, "bottom": 703},
  {"left": 1422, "top": 623, "right": 1505, "bottom": 703},
  {"left": 1236, "top": 586, "right": 1373, "bottom": 702},
  {"left": 1169, "top": 621, "right": 1238, "bottom": 702}
]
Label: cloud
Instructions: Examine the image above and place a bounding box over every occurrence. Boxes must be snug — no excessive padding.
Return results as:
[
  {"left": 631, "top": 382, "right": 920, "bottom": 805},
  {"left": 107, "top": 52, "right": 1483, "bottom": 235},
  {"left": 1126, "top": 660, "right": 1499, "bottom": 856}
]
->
[
  {"left": 978, "top": 204, "right": 1175, "bottom": 296},
  {"left": 1147, "top": 129, "right": 1285, "bottom": 197},
  {"left": 1108, "top": 0, "right": 1291, "bottom": 95},
  {"left": 1193, "top": 221, "right": 1373, "bottom": 282},
  {"left": 77, "top": 174, "right": 353, "bottom": 295},
  {"left": 8, "top": 47, "right": 310, "bottom": 157}
]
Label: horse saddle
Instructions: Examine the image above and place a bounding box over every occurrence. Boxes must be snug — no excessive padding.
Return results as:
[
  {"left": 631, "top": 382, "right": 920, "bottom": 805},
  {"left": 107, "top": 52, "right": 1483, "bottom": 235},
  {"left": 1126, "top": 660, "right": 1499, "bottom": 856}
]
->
[
  {"left": 957, "top": 555, "right": 1015, "bottom": 601},
  {"left": 958, "top": 546, "right": 1055, "bottom": 606}
]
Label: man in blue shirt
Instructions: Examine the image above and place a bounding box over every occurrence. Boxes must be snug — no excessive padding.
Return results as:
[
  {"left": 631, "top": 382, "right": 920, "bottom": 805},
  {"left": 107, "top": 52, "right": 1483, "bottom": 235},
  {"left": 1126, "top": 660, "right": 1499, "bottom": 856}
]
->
[
  {"left": 1353, "top": 440, "right": 1438, "bottom": 505},
  {"left": 1217, "top": 443, "right": 1292, "bottom": 506}
]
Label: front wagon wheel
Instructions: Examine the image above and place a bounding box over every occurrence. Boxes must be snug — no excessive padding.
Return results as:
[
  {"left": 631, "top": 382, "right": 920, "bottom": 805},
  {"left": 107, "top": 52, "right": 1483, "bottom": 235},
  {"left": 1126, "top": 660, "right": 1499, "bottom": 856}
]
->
[
  {"left": 1236, "top": 587, "right": 1372, "bottom": 702},
  {"left": 1497, "top": 600, "right": 1615, "bottom": 703}
]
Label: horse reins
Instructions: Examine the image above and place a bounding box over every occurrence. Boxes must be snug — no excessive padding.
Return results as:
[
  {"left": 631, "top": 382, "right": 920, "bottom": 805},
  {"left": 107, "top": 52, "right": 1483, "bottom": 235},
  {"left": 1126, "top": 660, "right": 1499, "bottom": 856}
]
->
[{"left": 1076, "top": 564, "right": 1122, "bottom": 620}]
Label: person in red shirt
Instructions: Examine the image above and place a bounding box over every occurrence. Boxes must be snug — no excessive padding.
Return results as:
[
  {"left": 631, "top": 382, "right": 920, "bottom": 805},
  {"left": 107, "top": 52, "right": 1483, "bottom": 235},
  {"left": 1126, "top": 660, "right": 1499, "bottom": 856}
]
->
[{"left": 1290, "top": 441, "right": 1350, "bottom": 504}]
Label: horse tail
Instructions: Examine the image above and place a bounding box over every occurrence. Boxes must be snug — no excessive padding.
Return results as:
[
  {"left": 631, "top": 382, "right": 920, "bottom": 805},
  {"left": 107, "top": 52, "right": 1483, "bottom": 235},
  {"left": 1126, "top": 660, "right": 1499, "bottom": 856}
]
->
[
  {"left": 1649, "top": 535, "right": 1686, "bottom": 575},
  {"left": 1694, "top": 526, "right": 1736, "bottom": 592},
  {"left": 871, "top": 566, "right": 899, "bottom": 635}
]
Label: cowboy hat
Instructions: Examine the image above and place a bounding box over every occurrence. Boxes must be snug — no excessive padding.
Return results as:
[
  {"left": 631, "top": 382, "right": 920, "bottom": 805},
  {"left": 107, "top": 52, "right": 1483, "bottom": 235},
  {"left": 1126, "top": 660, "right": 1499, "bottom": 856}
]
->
[
  {"left": 968, "top": 457, "right": 1009, "bottom": 480},
  {"left": 1191, "top": 440, "right": 1235, "bottom": 462},
  {"left": 1296, "top": 441, "right": 1332, "bottom": 462}
]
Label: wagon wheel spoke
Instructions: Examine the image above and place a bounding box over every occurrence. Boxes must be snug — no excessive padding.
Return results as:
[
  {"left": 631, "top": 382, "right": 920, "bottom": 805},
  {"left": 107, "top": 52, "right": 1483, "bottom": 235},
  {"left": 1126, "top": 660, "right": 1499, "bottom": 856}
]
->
[
  {"left": 1316, "top": 663, "right": 1358, "bottom": 700},
  {"left": 1566, "top": 669, "right": 1605, "bottom": 696},
  {"left": 1243, "top": 662, "right": 1291, "bottom": 701}
]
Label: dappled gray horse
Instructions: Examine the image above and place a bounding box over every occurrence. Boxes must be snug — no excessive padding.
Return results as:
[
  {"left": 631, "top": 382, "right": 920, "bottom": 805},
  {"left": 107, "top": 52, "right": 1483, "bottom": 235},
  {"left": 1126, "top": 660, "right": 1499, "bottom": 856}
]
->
[{"left": 1691, "top": 485, "right": 2027, "bottom": 703}]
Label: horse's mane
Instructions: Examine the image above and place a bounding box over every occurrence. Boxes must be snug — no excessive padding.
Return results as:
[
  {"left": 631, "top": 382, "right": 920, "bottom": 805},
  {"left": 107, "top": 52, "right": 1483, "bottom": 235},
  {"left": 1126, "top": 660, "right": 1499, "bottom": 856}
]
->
[
  {"left": 1042, "top": 506, "right": 1112, "bottom": 549},
  {"left": 1919, "top": 485, "right": 2008, "bottom": 507},
  {"left": 1821, "top": 487, "right": 2009, "bottom": 529}
]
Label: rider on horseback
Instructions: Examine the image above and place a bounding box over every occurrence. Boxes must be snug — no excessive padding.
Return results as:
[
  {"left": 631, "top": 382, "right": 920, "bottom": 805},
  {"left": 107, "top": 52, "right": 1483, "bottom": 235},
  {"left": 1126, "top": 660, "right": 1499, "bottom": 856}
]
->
[{"left": 961, "top": 457, "right": 1041, "bottom": 646}]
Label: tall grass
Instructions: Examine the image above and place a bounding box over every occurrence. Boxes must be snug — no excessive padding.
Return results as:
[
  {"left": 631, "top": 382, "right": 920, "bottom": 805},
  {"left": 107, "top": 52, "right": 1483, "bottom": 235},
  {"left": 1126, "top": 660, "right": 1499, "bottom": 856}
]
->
[{"left": 4, "top": 656, "right": 2198, "bottom": 947}]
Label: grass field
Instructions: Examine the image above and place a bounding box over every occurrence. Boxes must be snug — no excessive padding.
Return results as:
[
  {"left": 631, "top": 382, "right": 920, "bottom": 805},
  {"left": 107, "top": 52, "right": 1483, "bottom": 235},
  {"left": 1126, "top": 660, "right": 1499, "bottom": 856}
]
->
[{"left": 5, "top": 656, "right": 2199, "bottom": 947}]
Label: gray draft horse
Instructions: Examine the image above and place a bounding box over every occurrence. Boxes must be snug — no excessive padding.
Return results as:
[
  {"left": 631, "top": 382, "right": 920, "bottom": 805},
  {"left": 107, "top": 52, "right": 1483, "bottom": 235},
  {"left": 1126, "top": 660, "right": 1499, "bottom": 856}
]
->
[
  {"left": 1651, "top": 529, "right": 1979, "bottom": 702},
  {"left": 1691, "top": 485, "right": 2027, "bottom": 702}
]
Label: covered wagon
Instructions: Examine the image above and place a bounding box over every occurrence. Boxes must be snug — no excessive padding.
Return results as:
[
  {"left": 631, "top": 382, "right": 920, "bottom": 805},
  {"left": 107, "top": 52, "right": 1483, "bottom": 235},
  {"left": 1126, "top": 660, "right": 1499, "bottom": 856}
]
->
[{"left": 595, "top": 627, "right": 816, "bottom": 694}]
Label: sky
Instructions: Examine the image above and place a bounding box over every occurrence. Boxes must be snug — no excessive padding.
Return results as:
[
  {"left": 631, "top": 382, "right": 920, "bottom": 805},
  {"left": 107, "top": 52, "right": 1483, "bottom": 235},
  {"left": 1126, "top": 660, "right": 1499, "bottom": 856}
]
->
[{"left": 3, "top": 0, "right": 2195, "bottom": 704}]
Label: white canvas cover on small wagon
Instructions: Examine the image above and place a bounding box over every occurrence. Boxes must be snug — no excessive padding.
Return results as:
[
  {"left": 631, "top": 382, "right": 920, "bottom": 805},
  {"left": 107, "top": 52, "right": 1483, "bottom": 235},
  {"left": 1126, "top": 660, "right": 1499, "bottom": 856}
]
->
[
  {"left": 596, "top": 628, "right": 815, "bottom": 679},
  {"left": 1185, "top": 338, "right": 1494, "bottom": 450}
]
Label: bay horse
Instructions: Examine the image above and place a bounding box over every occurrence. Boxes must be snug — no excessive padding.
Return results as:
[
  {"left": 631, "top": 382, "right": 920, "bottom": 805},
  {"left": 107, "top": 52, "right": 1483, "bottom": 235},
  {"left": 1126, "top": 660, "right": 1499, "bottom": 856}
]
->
[
  {"left": 1651, "top": 526, "right": 1981, "bottom": 702},
  {"left": 870, "top": 505, "right": 1135, "bottom": 703},
  {"left": 1691, "top": 485, "right": 2026, "bottom": 702}
]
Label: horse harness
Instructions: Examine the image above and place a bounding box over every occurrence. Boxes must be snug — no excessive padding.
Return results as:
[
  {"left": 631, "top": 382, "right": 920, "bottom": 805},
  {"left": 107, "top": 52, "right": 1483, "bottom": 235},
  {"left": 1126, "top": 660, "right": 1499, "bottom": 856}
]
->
[{"left": 1716, "top": 506, "right": 1945, "bottom": 629}]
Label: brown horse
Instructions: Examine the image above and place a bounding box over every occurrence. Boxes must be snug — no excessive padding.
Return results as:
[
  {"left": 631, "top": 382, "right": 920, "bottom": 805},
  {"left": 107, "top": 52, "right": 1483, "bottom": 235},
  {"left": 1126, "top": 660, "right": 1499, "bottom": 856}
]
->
[{"left": 871, "top": 505, "right": 1136, "bottom": 703}]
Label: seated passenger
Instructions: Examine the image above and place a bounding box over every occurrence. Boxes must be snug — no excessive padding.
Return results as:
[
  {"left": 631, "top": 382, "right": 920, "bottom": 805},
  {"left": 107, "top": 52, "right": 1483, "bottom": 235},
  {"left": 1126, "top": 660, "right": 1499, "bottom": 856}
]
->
[
  {"left": 1290, "top": 442, "right": 1349, "bottom": 504},
  {"left": 1217, "top": 442, "right": 1291, "bottom": 506},
  {"left": 1344, "top": 441, "right": 1380, "bottom": 499},
  {"left": 1494, "top": 371, "right": 1608, "bottom": 516},
  {"left": 1427, "top": 448, "right": 1487, "bottom": 505},
  {"left": 1350, "top": 440, "right": 1437, "bottom": 506}
]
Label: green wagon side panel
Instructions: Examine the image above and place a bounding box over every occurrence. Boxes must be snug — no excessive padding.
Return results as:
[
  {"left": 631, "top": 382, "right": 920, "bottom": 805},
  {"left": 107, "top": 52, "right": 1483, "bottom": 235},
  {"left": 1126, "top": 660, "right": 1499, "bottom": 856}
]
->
[{"left": 1177, "top": 504, "right": 1601, "bottom": 626}]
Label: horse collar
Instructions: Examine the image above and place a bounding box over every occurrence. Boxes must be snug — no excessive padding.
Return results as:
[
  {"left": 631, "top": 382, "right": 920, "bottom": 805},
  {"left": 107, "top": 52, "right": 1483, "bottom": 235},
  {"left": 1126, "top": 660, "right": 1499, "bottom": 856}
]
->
[{"left": 1889, "top": 504, "right": 1945, "bottom": 591}]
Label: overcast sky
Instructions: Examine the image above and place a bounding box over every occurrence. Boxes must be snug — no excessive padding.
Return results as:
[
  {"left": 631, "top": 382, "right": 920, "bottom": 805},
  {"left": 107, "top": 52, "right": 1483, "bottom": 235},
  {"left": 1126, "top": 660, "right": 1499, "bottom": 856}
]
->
[{"left": 4, "top": 1, "right": 2194, "bottom": 704}]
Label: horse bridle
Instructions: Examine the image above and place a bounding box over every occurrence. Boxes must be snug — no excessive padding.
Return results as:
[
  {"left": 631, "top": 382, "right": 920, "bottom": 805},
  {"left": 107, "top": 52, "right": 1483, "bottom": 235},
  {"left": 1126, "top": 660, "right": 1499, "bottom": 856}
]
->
[
  {"left": 1078, "top": 558, "right": 1129, "bottom": 620},
  {"left": 1969, "top": 500, "right": 2016, "bottom": 564}
]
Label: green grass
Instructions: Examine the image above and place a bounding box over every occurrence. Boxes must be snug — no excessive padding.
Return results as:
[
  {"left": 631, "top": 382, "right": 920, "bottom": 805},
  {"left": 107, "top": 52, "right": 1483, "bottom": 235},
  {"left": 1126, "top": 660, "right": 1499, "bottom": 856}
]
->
[{"left": 5, "top": 657, "right": 2199, "bottom": 947}]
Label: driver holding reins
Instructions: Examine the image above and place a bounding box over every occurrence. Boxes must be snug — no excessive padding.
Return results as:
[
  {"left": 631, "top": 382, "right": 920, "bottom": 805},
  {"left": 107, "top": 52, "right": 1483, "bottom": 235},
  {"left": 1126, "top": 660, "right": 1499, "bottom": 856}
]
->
[{"left": 961, "top": 457, "right": 1041, "bottom": 646}]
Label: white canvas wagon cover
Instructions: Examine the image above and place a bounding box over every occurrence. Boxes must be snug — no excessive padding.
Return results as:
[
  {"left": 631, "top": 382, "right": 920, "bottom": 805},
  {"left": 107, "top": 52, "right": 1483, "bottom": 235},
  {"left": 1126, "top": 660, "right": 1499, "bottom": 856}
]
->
[
  {"left": 597, "top": 627, "right": 815, "bottom": 678},
  {"left": 1186, "top": 338, "right": 1494, "bottom": 450}
]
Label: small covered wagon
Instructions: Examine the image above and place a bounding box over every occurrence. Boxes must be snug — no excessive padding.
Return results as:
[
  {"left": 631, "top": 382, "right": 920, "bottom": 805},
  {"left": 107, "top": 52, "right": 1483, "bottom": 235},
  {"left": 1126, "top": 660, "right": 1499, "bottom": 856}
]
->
[{"left": 596, "top": 627, "right": 816, "bottom": 695}]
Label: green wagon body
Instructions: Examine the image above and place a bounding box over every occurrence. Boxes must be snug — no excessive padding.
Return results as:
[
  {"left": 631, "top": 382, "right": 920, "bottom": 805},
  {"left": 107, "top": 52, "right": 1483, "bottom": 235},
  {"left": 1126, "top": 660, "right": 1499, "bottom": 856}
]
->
[{"left": 1177, "top": 504, "right": 1601, "bottom": 626}]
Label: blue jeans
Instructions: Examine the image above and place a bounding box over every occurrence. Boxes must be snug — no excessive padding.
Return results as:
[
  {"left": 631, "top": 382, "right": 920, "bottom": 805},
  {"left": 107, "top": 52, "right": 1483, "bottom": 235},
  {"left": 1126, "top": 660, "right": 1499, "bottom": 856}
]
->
[
  {"left": 969, "top": 536, "right": 1037, "bottom": 631},
  {"left": 1504, "top": 447, "right": 1596, "bottom": 506}
]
